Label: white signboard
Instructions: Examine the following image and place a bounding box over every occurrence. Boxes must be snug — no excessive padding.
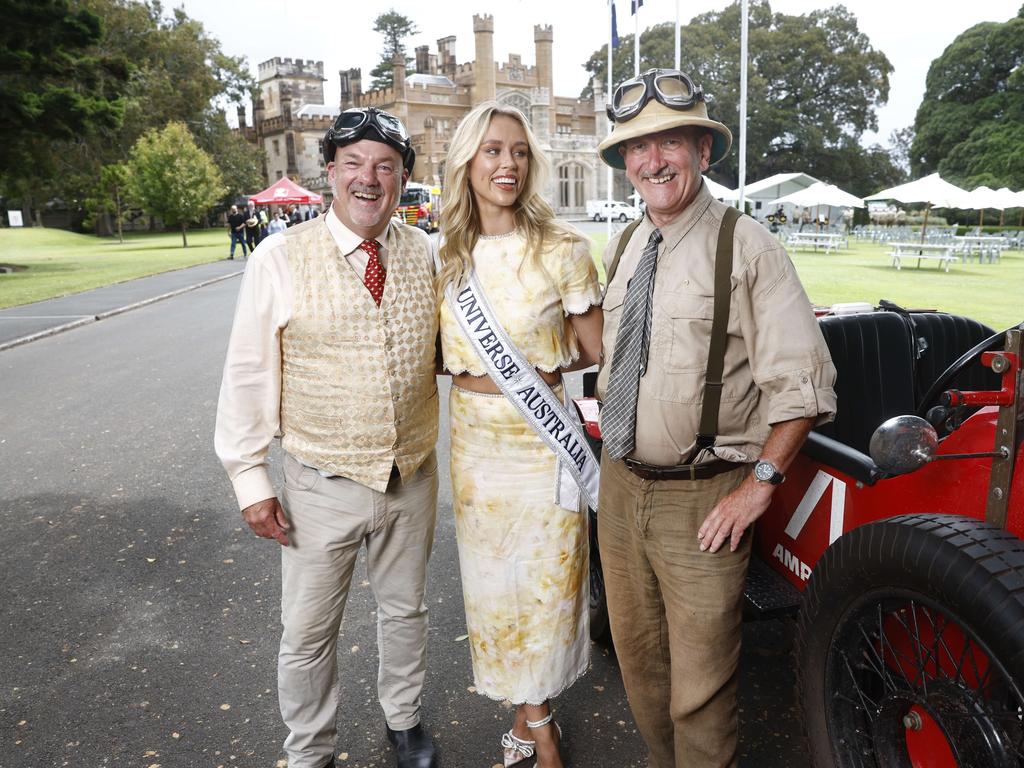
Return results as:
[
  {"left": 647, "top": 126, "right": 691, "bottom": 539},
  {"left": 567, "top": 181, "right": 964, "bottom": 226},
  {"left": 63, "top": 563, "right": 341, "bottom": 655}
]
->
[{"left": 7, "top": 211, "right": 24, "bottom": 227}]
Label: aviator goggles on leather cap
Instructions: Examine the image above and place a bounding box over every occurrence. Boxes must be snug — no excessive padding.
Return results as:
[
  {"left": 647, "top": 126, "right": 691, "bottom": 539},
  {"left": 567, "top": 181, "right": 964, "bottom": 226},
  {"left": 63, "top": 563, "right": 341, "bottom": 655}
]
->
[
  {"left": 323, "top": 107, "right": 416, "bottom": 172},
  {"left": 606, "top": 69, "right": 705, "bottom": 123}
]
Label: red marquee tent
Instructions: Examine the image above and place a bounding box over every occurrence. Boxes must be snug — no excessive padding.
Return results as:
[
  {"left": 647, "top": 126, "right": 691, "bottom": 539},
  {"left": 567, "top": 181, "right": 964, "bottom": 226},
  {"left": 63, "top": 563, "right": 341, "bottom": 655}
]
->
[{"left": 249, "top": 177, "right": 323, "bottom": 206}]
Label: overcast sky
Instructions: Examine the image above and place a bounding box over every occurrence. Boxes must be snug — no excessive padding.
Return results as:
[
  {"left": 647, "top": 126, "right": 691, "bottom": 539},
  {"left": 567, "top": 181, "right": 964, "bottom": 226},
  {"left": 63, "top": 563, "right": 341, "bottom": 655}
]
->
[{"left": 178, "top": 0, "right": 1020, "bottom": 146}]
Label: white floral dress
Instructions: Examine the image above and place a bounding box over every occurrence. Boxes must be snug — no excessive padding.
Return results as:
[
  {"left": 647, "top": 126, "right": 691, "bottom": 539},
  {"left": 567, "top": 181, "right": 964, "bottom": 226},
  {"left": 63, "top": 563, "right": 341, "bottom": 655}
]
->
[{"left": 439, "top": 230, "right": 601, "bottom": 704}]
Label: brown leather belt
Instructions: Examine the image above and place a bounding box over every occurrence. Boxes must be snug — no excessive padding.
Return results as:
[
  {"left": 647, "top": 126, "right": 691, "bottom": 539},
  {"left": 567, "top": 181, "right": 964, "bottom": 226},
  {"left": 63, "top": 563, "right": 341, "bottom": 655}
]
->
[{"left": 623, "top": 458, "right": 745, "bottom": 481}]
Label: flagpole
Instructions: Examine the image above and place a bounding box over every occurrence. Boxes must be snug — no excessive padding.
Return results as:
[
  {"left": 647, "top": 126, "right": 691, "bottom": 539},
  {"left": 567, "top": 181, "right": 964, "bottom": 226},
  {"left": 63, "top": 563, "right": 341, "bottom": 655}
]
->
[
  {"left": 607, "top": 0, "right": 614, "bottom": 244},
  {"left": 675, "top": 0, "right": 680, "bottom": 69},
  {"left": 737, "top": 0, "right": 748, "bottom": 212},
  {"left": 634, "top": 0, "right": 640, "bottom": 77}
]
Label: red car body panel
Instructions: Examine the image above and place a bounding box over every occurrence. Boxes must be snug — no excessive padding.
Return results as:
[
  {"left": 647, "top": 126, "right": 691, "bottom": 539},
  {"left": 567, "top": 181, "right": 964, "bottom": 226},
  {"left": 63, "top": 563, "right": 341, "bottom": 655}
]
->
[{"left": 756, "top": 406, "right": 1024, "bottom": 592}]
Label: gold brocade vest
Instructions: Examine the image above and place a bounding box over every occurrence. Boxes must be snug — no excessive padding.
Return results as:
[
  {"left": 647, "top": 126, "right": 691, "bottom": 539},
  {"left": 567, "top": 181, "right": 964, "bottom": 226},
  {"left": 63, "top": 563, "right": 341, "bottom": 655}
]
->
[{"left": 279, "top": 217, "right": 439, "bottom": 492}]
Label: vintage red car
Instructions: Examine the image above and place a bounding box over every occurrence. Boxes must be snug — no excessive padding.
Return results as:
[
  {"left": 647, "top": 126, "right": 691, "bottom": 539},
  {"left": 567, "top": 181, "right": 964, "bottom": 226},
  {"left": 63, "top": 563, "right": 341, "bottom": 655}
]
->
[{"left": 580, "top": 307, "right": 1024, "bottom": 768}]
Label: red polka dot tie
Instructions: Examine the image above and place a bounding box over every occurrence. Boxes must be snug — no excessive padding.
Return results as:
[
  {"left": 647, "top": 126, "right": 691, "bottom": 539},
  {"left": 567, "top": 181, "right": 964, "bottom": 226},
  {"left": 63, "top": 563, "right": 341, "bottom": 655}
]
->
[{"left": 359, "top": 239, "right": 386, "bottom": 306}]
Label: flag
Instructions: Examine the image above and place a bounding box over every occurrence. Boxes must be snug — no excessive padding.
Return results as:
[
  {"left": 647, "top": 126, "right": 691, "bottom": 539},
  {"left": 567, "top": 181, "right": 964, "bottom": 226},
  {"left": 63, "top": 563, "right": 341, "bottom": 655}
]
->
[
  {"left": 611, "top": 2, "right": 620, "bottom": 48},
  {"left": 631, "top": 0, "right": 643, "bottom": 14}
]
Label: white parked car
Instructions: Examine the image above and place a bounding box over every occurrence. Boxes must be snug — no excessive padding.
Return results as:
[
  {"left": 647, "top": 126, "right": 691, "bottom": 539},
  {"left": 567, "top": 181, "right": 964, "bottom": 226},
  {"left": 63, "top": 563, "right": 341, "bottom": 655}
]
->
[{"left": 586, "top": 200, "right": 642, "bottom": 222}]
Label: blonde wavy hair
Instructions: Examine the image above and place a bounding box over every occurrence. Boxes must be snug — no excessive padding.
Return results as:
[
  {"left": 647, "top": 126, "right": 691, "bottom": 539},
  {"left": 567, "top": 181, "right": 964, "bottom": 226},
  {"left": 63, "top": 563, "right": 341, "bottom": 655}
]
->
[{"left": 436, "top": 101, "right": 582, "bottom": 300}]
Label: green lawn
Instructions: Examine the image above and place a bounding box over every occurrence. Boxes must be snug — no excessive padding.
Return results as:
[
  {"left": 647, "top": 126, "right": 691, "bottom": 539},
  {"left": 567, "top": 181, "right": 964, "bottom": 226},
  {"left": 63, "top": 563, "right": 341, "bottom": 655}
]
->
[
  {"left": 0, "top": 227, "right": 230, "bottom": 309},
  {"left": 589, "top": 233, "right": 1022, "bottom": 331},
  {"left": 1, "top": 227, "right": 1020, "bottom": 331}
]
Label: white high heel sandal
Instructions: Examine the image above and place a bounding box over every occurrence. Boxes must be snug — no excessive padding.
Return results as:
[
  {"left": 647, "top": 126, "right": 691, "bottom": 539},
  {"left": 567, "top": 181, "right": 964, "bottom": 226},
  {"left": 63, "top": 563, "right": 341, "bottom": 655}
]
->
[
  {"left": 501, "top": 728, "right": 536, "bottom": 768},
  {"left": 525, "top": 712, "right": 563, "bottom": 768}
]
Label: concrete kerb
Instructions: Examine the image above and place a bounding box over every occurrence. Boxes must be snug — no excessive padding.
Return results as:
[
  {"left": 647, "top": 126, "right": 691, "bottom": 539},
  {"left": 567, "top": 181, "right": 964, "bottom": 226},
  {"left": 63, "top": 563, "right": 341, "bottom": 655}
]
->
[{"left": 0, "top": 269, "right": 244, "bottom": 353}]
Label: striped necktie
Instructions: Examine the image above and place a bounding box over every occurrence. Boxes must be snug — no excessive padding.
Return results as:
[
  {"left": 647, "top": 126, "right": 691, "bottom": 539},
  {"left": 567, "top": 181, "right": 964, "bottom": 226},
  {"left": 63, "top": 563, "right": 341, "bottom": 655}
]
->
[
  {"left": 358, "top": 239, "right": 386, "bottom": 306},
  {"left": 602, "top": 228, "right": 663, "bottom": 461}
]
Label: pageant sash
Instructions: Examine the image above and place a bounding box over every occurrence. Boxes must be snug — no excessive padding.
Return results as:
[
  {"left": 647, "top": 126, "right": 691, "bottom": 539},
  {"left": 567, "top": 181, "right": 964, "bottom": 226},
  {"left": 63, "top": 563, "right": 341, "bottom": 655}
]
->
[{"left": 447, "top": 273, "right": 600, "bottom": 512}]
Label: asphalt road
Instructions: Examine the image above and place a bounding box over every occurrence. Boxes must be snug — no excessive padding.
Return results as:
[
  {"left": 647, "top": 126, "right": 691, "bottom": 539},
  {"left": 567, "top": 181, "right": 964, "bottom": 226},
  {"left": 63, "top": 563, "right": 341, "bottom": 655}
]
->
[
  {"left": 0, "top": 260, "right": 244, "bottom": 349},
  {"left": 0, "top": 267, "right": 806, "bottom": 767}
]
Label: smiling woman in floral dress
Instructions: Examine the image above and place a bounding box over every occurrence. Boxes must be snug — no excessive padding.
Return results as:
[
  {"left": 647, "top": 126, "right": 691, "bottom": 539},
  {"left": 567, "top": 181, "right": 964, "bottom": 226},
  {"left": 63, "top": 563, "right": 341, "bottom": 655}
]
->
[{"left": 436, "top": 101, "right": 603, "bottom": 768}]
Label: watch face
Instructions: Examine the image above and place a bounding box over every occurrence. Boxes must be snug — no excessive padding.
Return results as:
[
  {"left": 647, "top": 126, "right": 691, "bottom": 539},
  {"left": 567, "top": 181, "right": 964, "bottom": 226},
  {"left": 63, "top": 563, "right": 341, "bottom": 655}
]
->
[{"left": 754, "top": 461, "right": 775, "bottom": 481}]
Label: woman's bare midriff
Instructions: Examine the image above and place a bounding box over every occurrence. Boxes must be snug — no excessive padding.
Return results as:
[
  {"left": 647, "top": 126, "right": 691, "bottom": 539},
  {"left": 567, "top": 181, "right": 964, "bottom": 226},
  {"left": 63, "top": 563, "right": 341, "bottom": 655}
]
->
[{"left": 453, "top": 369, "right": 562, "bottom": 394}]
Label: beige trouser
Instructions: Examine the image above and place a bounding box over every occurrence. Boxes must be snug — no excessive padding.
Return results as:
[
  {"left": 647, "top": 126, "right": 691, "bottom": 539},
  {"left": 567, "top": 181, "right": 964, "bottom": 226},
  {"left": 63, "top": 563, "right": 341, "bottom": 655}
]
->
[
  {"left": 278, "top": 450, "right": 439, "bottom": 768},
  {"left": 598, "top": 452, "right": 750, "bottom": 768}
]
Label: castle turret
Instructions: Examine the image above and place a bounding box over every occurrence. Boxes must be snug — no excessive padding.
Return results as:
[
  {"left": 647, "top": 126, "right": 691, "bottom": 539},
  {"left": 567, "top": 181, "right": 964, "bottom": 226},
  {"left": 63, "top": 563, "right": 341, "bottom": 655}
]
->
[
  {"left": 256, "top": 57, "right": 326, "bottom": 119},
  {"left": 339, "top": 67, "right": 362, "bottom": 109},
  {"left": 415, "top": 45, "right": 430, "bottom": 74},
  {"left": 534, "top": 25, "right": 555, "bottom": 137},
  {"left": 437, "top": 36, "right": 456, "bottom": 78},
  {"left": 392, "top": 51, "right": 406, "bottom": 96},
  {"left": 593, "top": 76, "right": 608, "bottom": 136},
  {"left": 473, "top": 15, "right": 496, "bottom": 103}
]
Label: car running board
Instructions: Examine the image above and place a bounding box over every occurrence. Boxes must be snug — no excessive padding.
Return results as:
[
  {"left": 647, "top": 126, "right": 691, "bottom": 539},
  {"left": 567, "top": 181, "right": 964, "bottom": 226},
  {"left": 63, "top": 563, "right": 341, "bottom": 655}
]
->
[{"left": 743, "top": 557, "right": 801, "bottom": 620}]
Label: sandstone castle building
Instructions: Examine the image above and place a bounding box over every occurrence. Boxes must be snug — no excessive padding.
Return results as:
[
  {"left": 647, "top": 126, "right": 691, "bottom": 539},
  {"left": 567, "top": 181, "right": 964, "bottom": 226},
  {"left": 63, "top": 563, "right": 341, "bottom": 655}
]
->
[{"left": 238, "top": 14, "right": 615, "bottom": 214}]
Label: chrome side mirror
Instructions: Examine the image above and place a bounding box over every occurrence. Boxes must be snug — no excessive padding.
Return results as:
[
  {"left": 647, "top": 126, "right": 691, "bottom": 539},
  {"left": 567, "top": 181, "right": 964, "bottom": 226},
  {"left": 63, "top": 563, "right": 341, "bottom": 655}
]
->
[{"left": 869, "top": 415, "right": 939, "bottom": 475}]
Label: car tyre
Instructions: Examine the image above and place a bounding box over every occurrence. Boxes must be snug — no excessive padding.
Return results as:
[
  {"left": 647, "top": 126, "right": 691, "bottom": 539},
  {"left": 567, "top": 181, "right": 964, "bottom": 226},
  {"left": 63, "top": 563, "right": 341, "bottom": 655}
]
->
[
  {"left": 797, "top": 514, "right": 1024, "bottom": 768},
  {"left": 588, "top": 506, "right": 612, "bottom": 645},
  {"left": 618, "top": 213, "right": 628, "bottom": 222}
]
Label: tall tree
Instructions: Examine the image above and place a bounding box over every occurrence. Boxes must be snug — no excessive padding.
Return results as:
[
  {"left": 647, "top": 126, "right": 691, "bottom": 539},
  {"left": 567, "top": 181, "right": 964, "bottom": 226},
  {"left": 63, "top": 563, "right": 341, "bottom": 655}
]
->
[
  {"left": 888, "top": 127, "right": 915, "bottom": 177},
  {"left": 911, "top": 8, "right": 1024, "bottom": 188},
  {"left": 126, "top": 122, "right": 225, "bottom": 247},
  {"left": 44, "top": 0, "right": 258, "bottom": 228},
  {"left": 0, "top": 0, "right": 129, "bottom": 218},
  {"left": 582, "top": 1, "right": 897, "bottom": 194},
  {"left": 369, "top": 9, "right": 418, "bottom": 90},
  {"left": 196, "top": 116, "right": 266, "bottom": 206},
  {"left": 83, "top": 163, "right": 132, "bottom": 241}
]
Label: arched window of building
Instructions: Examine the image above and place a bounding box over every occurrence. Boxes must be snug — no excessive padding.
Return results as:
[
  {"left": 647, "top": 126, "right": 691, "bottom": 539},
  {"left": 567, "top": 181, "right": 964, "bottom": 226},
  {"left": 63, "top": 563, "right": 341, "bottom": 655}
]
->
[
  {"left": 558, "top": 163, "right": 585, "bottom": 210},
  {"left": 497, "top": 91, "right": 533, "bottom": 127}
]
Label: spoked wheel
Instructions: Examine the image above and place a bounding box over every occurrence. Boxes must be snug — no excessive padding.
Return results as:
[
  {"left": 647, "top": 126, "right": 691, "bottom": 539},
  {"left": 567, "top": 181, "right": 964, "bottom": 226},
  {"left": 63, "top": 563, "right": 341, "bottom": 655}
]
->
[
  {"left": 798, "top": 514, "right": 1024, "bottom": 768},
  {"left": 823, "top": 593, "right": 1022, "bottom": 766}
]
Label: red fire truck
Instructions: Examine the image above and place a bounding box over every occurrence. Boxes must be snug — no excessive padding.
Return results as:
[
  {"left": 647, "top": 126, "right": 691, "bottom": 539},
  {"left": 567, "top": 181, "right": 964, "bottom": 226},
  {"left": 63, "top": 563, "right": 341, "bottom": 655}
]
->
[{"left": 395, "top": 182, "right": 440, "bottom": 232}]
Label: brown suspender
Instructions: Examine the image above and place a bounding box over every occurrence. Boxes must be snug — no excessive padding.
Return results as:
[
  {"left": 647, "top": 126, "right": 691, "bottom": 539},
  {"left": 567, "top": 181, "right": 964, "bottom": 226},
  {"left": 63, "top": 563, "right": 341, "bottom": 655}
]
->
[
  {"left": 695, "top": 205, "right": 740, "bottom": 456},
  {"left": 605, "top": 216, "right": 644, "bottom": 288},
  {"left": 604, "top": 206, "right": 742, "bottom": 459}
]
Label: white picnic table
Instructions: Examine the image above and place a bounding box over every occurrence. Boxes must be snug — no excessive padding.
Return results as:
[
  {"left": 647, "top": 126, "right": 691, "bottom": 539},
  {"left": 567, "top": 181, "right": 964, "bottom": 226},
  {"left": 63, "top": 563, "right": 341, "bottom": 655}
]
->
[
  {"left": 952, "top": 235, "right": 1008, "bottom": 263},
  {"left": 785, "top": 231, "right": 845, "bottom": 253},
  {"left": 888, "top": 242, "right": 957, "bottom": 272}
]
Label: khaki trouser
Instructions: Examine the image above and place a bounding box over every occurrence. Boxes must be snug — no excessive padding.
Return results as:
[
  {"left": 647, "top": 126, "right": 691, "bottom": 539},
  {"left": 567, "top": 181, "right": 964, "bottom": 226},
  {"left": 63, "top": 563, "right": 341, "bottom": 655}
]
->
[
  {"left": 278, "top": 450, "right": 439, "bottom": 768},
  {"left": 599, "top": 452, "right": 750, "bottom": 768}
]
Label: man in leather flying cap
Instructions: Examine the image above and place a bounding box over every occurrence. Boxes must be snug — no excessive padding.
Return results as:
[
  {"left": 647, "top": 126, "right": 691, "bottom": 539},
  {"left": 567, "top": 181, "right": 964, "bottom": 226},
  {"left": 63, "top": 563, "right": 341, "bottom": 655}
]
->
[{"left": 216, "top": 107, "right": 440, "bottom": 768}]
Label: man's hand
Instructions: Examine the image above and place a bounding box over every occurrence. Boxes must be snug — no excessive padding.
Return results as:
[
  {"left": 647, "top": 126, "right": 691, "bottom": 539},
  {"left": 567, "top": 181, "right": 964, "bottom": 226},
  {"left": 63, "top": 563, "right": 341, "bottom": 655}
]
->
[
  {"left": 697, "top": 416, "right": 816, "bottom": 554},
  {"left": 241, "top": 497, "right": 291, "bottom": 546},
  {"left": 697, "top": 477, "right": 774, "bottom": 554}
]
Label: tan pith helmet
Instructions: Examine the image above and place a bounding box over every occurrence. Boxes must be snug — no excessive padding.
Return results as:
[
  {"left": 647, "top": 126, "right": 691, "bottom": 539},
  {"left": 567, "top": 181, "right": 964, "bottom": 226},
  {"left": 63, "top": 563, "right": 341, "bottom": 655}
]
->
[{"left": 598, "top": 70, "right": 732, "bottom": 170}]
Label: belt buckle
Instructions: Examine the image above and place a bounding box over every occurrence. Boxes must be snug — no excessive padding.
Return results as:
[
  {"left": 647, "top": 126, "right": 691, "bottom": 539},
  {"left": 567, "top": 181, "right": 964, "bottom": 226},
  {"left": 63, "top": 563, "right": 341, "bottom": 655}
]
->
[{"left": 623, "top": 458, "right": 646, "bottom": 478}]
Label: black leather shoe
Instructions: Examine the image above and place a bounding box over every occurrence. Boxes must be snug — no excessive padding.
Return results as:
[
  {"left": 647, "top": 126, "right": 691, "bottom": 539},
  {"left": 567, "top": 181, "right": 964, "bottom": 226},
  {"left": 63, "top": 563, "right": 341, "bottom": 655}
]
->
[{"left": 386, "top": 723, "right": 438, "bottom": 768}]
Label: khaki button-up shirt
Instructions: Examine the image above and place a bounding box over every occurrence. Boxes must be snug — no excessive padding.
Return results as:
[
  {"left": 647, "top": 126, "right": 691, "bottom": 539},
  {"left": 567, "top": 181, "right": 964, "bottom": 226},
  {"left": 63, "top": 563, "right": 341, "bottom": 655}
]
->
[{"left": 596, "top": 182, "right": 837, "bottom": 467}]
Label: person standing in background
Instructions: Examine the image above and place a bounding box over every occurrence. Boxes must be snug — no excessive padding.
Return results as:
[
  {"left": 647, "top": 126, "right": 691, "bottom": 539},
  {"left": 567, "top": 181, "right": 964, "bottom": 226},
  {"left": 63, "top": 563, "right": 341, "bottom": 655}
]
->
[
  {"left": 244, "top": 201, "right": 261, "bottom": 252},
  {"left": 226, "top": 204, "right": 248, "bottom": 259}
]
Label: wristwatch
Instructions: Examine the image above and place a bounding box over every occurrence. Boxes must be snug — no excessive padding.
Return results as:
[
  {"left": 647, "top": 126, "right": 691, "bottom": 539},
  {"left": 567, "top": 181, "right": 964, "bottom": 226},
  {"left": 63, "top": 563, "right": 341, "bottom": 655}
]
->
[{"left": 753, "top": 459, "right": 785, "bottom": 485}]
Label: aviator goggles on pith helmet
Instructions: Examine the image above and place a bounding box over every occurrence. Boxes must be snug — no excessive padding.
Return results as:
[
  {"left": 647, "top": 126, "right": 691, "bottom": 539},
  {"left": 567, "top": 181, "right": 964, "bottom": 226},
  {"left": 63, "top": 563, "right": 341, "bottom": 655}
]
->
[
  {"left": 597, "top": 68, "right": 731, "bottom": 169},
  {"left": 606, "top": 69, "right": 705, "bottom": 123},
  {"left": 322, "top": 107, "right": 416, "bottom": 173}
]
